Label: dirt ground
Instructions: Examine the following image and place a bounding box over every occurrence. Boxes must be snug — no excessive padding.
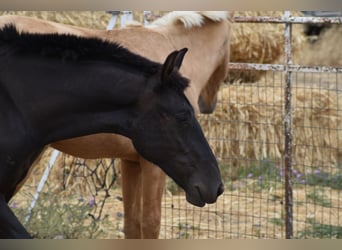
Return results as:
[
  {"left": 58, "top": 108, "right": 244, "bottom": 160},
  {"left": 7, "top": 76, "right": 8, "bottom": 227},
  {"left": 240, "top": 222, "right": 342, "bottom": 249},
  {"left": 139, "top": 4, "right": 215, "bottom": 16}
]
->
[{"left": 13, "top": 171, "right": 342, "bottom": 239}]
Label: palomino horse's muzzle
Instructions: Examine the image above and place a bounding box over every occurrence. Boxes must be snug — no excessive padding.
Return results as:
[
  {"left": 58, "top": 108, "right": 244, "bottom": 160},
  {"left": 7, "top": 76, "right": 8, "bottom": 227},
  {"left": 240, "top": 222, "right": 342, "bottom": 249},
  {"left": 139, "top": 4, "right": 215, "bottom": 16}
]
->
[{"left": 198, "top": 94, "right": 218, "bottom": 114}]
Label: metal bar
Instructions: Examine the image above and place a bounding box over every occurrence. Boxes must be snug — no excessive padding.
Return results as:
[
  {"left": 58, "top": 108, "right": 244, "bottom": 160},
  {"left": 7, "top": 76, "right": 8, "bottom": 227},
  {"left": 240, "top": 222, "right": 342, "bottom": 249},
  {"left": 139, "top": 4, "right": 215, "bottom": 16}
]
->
[
  {"left": 143, "top": 10, "right": 152, "bottom": 26},
  {"left": 288, "top": 65, "right": 342, "bottom": 73},
  {"left": 283, "top": 11, "right": 293, "bottom": 239},
  {"left": 233, "top": 15, "right": 342, "bottom": 24},
  {"left": 120, "top": 11, "right": 133, "bottom": 27},
  {"left": 106, "top": 13, "right": 119, "bottom": 30},
  {"left": 229, "top": 63, "right": 285, "bottom": 71},
  {"left": 228, "top": 63, "right": 342, "bottom": 73},
  {"left": 25, "top": 150, "right": 60, "bottom": 223}
]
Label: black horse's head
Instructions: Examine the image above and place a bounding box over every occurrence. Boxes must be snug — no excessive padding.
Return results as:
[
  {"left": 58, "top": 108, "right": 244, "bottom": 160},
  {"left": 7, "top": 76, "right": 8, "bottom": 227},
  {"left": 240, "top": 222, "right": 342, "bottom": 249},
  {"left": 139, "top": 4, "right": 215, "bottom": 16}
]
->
[{"left": 130, "top": 48, "right": 224, "bottom": 207}]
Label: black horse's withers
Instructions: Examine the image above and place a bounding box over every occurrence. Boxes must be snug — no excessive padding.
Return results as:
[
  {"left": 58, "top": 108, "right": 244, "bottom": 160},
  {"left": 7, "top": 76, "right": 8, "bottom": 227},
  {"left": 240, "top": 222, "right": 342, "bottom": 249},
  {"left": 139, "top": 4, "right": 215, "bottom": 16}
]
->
[{"left": 0, "top": 25, "right": 223, "bottom": 238}]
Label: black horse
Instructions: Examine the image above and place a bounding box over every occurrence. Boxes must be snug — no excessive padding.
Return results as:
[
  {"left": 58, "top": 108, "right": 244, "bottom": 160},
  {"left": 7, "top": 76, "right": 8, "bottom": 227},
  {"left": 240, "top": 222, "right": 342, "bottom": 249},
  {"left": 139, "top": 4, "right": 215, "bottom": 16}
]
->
[{"left": 0, "top": 24, "right": 223, "bottom": 238}]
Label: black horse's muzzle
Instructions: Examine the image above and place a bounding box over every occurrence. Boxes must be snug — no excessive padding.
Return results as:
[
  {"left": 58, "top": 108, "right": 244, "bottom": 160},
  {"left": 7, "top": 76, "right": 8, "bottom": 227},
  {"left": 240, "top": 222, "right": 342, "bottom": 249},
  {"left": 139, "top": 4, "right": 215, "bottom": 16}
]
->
[{"left": 185, "top": 180, "right": 224, "bottom": 207}]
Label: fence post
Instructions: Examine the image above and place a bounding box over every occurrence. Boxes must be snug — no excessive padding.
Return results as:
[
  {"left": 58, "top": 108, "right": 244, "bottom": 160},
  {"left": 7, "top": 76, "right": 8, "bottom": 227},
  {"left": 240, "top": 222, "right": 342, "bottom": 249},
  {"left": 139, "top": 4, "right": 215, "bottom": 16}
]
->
[
  {"left": 106, "top": 11, "right": 120, "bottom": 30},
  {"left": 143, "top": 11, "right": 152, "bottom": 25},
  {"left": 283, "top": 10, "right": 294, "bottom": 239},
  {"left": 120, "top": 11, "right": 133, "bottom": 27}
]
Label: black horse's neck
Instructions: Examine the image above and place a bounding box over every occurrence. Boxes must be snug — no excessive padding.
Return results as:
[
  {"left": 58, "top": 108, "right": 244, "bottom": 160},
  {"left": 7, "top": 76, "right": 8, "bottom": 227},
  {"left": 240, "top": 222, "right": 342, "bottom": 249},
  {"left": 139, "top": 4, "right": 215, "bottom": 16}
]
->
[
  {"left": 2, "top": 51, "right": 151, "bottom": 145},
  {"left": 0, "top": 24, "right": 168, "bottom": 146}
]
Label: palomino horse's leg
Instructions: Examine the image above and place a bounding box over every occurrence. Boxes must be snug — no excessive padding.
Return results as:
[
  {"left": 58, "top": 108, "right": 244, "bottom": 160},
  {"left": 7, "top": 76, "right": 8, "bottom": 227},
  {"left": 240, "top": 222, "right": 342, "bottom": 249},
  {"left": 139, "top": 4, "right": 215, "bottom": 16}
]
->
[
  {"left": 0, "top": 194, "right": 31, "bottom": 238},
  {"left": 121, "top": 159, "right": 143, "bottom": 238},
  {"left": 140, "top": 157, "right": 166, "bottom": 239}
]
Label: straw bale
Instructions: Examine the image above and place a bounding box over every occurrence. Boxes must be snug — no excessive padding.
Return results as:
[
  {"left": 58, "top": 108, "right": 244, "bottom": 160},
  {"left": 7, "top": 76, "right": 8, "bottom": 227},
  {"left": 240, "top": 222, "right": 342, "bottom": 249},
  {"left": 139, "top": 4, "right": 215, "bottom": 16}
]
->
[
  {"left": 294, "top": 24, "right": 342, "bottom": 67},
  {"left": 199, "top": 84, "right": 342, "bottom": 176},
  {"left": 0, "top": 11, "right": 112, "bottom": 29},
  {"left": 228, "top": 11, "right": 306, "bottom": 83},
  {"left": 0, "top": 11, "right": 166, "bottom": 29}
]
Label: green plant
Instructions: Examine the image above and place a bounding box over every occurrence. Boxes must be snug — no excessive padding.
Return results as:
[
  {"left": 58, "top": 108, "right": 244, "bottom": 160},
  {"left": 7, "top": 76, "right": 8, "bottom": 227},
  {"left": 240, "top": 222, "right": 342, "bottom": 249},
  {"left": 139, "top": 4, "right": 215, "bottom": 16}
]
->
[
  {"left": 176, "top": 223, "right": 197, "bottom": 239},
  {"left": 235, "top": 159, "right": 283, "bottom": 192},
  {"left": 269, "top": 217, "right": 284, "bottom": 226},
  {"left": 306, "top": 170, "right": 342, "bottom": 190},
  {"left": 12, "top": 188, "right": 113, "bottom": 239},
  {"left": 237, "top": 159, "right": 279, "bottom": 180},
  {"left": 166, "top": 178, "right": 183, "bottom": 195},
  {"left": 297, "top": 218, "right": 342, "bottom": 239},
  {"left": 306, "top": 190, "right": 332, "bottom": 208}
]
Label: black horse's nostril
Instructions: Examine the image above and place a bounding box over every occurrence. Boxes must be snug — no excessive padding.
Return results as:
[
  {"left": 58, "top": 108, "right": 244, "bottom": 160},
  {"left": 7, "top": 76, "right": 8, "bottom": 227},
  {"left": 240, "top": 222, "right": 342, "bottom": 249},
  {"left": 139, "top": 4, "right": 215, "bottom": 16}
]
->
[{"left": 217, "top": 183, "right": 224, "bottom": 196}]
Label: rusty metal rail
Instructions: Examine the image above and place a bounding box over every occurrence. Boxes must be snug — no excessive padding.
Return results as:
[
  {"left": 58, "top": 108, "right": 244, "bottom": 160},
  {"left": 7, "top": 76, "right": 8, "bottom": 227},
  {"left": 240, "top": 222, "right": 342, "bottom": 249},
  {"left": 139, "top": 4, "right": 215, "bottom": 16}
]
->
[
  {"left": 229, "top": 63, "right": 342, "bottom": 73},
  {"left": 228, "top": 11, "right": 342, "bottom": 239},
  {"left": 233, "top": 15, "right": 342, "bottom": 24}
]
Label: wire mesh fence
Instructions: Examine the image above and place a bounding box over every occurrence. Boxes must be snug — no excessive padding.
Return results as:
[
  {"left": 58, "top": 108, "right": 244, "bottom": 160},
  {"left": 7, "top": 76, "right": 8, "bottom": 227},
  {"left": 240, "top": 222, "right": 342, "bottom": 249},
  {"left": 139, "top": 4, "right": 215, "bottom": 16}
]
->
[{"left": 160, "top": 70, "right": 342, "bottom": 239}]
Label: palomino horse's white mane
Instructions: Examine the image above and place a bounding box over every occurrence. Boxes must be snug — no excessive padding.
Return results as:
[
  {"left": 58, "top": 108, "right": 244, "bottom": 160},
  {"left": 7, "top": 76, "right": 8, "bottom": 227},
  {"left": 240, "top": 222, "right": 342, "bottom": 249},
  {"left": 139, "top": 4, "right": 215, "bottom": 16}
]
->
[{"left": 149, "top": 11, "right": 229, "bottom": 29}]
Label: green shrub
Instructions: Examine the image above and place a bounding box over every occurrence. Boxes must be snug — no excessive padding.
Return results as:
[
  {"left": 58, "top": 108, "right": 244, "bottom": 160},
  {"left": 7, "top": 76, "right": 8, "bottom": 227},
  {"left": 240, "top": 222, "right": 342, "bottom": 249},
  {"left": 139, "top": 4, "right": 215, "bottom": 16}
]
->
[{"left": 12, "top": 189, "right": 113, "bottom": 239}]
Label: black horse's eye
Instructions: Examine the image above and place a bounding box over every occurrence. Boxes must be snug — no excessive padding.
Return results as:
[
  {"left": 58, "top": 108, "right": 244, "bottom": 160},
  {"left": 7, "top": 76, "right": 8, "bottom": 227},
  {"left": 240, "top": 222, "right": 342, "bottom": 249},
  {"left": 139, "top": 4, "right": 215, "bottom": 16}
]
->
[{"left": 175, "top": 111, "right": 190, "bottom": 123}]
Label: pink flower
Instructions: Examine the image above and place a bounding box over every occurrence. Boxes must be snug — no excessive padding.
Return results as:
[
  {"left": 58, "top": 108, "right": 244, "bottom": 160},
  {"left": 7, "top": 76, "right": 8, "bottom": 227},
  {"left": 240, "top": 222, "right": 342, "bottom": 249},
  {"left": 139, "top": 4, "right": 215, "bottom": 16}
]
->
[
  {"left": 88, "top": 197, "right": 96, "bottom": 207},
  {"left": 10, "top": 201, "right": 18, "bottom": 209}
]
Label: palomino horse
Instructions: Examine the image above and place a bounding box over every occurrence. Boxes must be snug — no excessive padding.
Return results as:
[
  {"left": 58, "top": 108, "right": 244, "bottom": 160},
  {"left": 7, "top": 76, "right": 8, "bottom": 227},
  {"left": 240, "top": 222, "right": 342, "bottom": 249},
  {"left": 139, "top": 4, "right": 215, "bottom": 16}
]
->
[
  {"left": 0, "top": 24, "right": 223, "bottom": 238},
  {"left": 0, "top": 11, "right": 232, "bottom": 238}
]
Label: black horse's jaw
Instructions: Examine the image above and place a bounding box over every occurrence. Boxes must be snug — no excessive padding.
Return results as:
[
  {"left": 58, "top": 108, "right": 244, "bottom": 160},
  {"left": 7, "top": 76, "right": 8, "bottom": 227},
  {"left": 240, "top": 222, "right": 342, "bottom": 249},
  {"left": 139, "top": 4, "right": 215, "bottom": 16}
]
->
[{"left": 186, "top": 193, "right": 206, "bottom": 207}]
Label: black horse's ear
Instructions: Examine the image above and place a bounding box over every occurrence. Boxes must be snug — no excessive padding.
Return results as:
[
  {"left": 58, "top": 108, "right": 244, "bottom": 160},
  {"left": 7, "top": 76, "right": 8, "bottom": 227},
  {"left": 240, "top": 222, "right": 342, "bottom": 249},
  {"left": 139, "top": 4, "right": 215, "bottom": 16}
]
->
[{"left": 161, "top": 48, "right": 188, "bottom": 83}]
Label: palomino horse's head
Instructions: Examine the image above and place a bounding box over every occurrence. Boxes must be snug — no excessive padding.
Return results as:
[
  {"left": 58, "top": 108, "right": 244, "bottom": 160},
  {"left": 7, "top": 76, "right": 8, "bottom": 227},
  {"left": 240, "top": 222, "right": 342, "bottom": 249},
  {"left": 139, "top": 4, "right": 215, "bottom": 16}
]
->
[
  {"left": 197, "top": 48, "right": 230, "bottom": 114},
  {"left": 195, "top": 12, "right": 232, "bottom": 114},
  {"left": 150, "top": 11, "right": 232, "bottom": 114},
  {"left": 131, "top": 48, "right": 223, "bottom": 207}
]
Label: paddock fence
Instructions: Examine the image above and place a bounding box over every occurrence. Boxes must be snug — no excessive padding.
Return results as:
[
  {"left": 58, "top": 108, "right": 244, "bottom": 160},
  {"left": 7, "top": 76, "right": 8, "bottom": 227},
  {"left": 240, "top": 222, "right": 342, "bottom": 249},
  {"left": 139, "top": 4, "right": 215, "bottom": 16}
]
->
[
  {"left": 160, "top": 11, "right": 342, "bottom": 239},
  {"left": 7, "top": 11, "right": 342, "bottom": 239}
]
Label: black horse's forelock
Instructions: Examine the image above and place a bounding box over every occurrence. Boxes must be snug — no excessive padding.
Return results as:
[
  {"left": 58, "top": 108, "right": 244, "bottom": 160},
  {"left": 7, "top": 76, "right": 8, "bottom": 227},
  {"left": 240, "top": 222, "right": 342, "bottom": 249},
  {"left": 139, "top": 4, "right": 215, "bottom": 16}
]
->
[{"left": 0, "top": 24, "right": 161, "bottom": 75}]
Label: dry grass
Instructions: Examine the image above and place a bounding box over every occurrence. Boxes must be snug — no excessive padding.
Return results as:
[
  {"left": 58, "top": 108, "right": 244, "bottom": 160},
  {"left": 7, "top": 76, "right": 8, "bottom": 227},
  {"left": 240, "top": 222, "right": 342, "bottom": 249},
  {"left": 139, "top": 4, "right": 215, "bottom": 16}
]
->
[
  {"left": 159, "top": 183, "right": 342, "bottom": 239},
  {"left": 294, "top": 24, "right": 342, "bottom": 67}
]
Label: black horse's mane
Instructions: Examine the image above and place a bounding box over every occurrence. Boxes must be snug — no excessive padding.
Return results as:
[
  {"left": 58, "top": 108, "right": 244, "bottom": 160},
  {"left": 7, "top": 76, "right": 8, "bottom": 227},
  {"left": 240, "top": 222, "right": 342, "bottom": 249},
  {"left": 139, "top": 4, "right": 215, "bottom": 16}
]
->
[
  {"left": 0, "top": 24, "right": 189, "bottom": 93},
  {"left": 0, "top": 24, "right": 163, "bottom": 76}
]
